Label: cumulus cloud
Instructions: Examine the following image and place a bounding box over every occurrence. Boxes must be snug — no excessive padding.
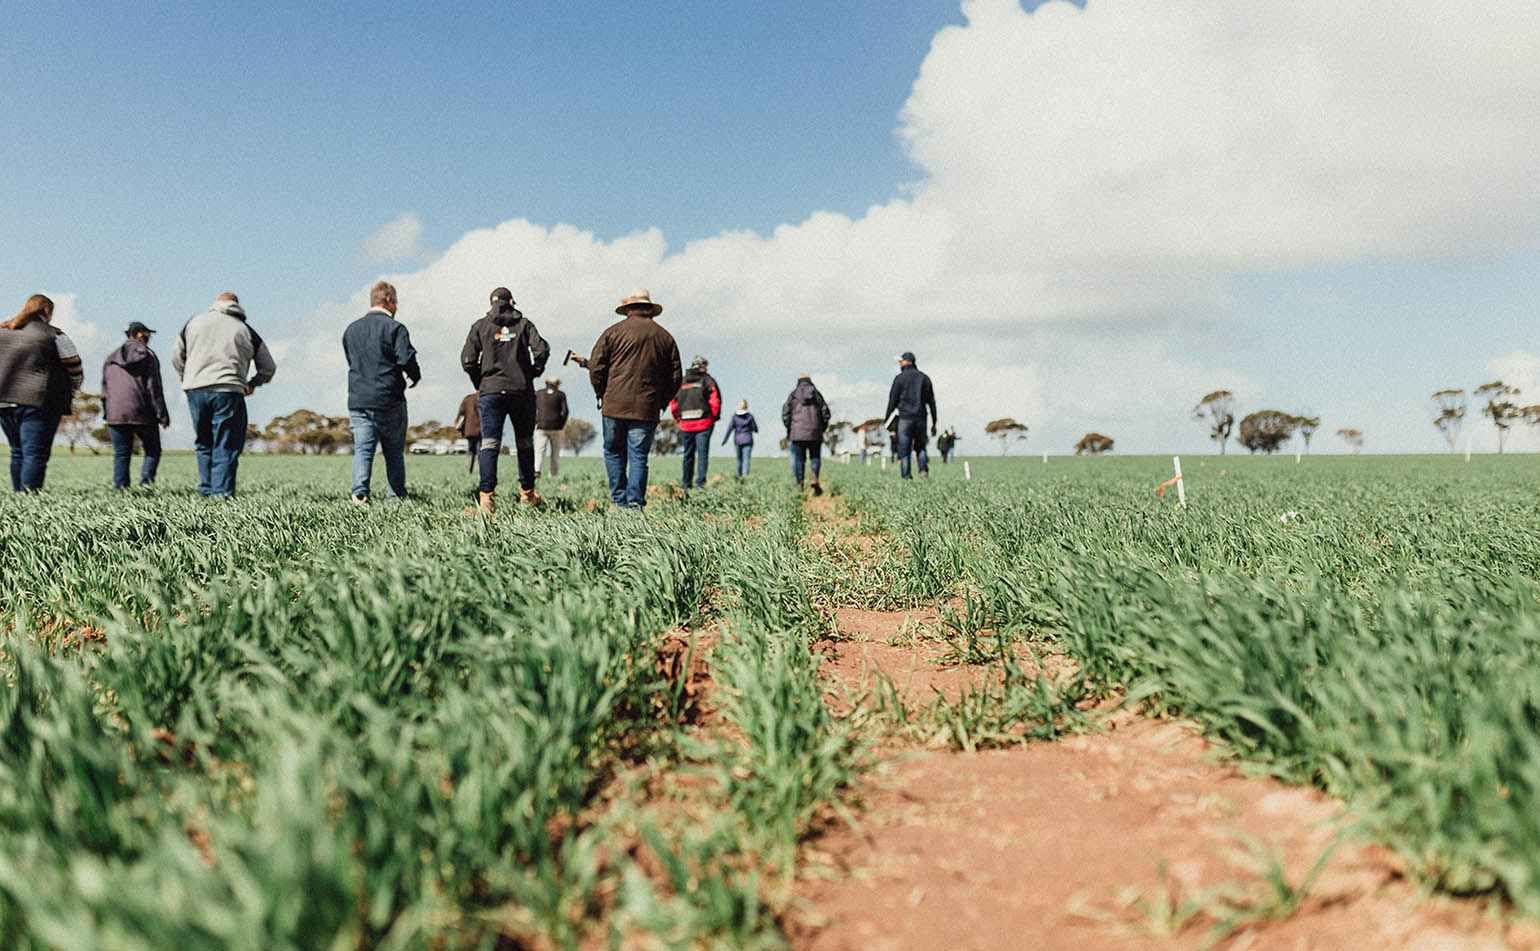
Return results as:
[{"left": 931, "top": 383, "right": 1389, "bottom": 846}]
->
[
  {"left": 360, "top": 212, "right": 425, "bottom": 262},
  {"left": 270, "top": 0, "right": 1540, "bottom": 450},
  {"left": 1488, "top": 351, "right": 1540, "bottom": 405},
  {"left": 44, "top": 291, "right": 112, "bottom": 356}
]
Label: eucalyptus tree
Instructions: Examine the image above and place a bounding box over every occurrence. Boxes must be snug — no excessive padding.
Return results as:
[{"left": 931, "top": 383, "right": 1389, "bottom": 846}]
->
[
  {"left": 1432, "top": 388, "right": 1467, "bottom": 452},
  {"left": 1191, "top": 390, "right": 1236, "bottom": 454}
]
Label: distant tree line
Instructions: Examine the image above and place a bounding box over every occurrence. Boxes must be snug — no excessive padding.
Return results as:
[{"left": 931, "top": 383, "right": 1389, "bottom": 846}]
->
[{"left": 1430, "top": 382, "right": 1539, "bottom": 454}]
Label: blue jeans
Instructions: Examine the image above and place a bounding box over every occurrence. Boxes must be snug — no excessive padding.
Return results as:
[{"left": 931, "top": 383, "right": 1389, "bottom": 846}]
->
[
  {"left": 350, "top": 405, "right": 408, "bottom": 499},
  {"left": 735, "top": 443, "right": 752, "bottom": 477},
  {"left": 0, "top": 405, "right": 61, "bottom": 492},
  {"left": 681, "top": 426, "right": 712, "bottom": 487},
  {"left": 790, "top": 440, "right": 821, "bottom": 485},
  {"left": 602, "top": 416, "right": 657, "bottom": 508},
  {"left": 109, "top": 423, "right": 162, "bottom": 489},
  {"left": 186, "top": 390, "right": 248, "bottom": 497},
  {"left": 477, "top": 392, "right": 536, "bottom": 494},
  {"left": 896, "top": 418, "right": 929, "bottom": 479}
]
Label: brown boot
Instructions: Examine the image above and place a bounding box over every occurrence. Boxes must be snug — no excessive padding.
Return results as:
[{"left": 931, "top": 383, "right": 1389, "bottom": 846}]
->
[
  {"left": 477, "top": 491, "right": 495, "bottom": 514},
  {"left": 811, "top": 481, "right": 823, "bottom": 496},
  {"left": 519, "top": 486, "right": 542, "bottom": 507}
]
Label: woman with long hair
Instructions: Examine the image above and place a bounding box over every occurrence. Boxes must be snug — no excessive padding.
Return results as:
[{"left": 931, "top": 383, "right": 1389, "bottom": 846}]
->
[{"left": 0, "top": 294, "right": 84, "bottom": 491}]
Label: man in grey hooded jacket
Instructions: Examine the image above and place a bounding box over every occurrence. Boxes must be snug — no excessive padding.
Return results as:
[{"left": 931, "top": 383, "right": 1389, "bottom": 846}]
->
[{"left": 172, "top": 292, "right": 276, "bottom": 497}]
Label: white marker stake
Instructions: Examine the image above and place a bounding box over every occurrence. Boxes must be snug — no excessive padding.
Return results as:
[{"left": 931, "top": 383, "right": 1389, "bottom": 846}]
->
[
  {"left": 1042, "top": 451, "right": 1048, "bottom": 463},
  {"left": 1465, "top": 434, "right": 1472, "bottom": 462},
  {"left": 963, "top": 461, "right": 971, "bottom": 481},
  {"left": 1295, "top": 452, "right": 1301, "bottom": 464},
  {"left": 1173, "top": 456, "right": 1187, "bottom": 507},
  {"left": 881, "top": 455, "right": 887, "bottom": 471}
]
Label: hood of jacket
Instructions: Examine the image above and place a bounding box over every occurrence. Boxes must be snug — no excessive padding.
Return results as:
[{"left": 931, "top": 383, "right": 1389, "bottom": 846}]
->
[
  {"left": 212, "top": 299, "right": 247, "bottom": 321},
  {"left": 795, "top": 379, "right": 817, "bottom": 401},
  {"left": 683, "top": 367, "right": 705, "bottom": 385},
  {"left": 487, "top": 301, "right": 524, "bottom": 327},
  {"left": 108, "top": 338, "right": 153, "bottom": 370}
]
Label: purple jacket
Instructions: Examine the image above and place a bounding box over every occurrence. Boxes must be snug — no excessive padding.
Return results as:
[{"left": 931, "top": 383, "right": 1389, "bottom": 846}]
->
[
  {"left": 102, "top": 339, "right": 170, "bottom": 426},
  {"left": 721, "top": 411, "right": 758, "bottom": 446}
]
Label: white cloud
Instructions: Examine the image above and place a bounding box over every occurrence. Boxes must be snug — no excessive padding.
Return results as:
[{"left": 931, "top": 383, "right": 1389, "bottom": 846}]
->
[
  {"left": 269, "top": 0, "right": 1540, "bottom": 450},
  {"left": 44, "top": 291, "right": 112, "bottom": 358},
  {"left": 1488, "top": 351, "right": 1540, "bottom": 406},
  {"left": 359, "top": 212, "right": 425, "bottom": 262}
]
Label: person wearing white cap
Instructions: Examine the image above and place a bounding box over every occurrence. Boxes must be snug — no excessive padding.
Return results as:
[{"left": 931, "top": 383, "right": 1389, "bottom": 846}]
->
[{"left": 578, "top": 287, "right": 681, "bottom": 509}]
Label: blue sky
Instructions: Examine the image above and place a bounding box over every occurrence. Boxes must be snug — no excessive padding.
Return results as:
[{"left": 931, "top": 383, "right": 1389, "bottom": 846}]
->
[{"left": 5, "top": 0, "right": 1538, "bottom": 455}]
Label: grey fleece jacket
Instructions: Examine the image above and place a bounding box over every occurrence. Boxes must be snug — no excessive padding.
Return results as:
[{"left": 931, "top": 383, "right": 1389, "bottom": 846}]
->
[{"left": 172, "top": 300, "right": 277, "bottom": 393}]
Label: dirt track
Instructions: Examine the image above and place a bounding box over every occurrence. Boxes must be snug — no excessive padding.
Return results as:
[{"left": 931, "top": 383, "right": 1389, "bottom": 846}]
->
[{"left": 791, "top": 492, "right": 1532, "bottom": 949}]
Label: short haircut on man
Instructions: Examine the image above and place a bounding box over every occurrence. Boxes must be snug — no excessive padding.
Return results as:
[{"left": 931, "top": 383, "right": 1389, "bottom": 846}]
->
[{"left": 370, "top": 281, "right": 397, "bottom": 307}]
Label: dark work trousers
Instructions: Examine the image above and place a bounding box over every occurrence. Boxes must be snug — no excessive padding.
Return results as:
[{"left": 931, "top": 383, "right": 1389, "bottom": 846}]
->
[
  {"left": 477, "top": 391, "right": 537, "bottom": 493},
  {"left": 109, "top": 422, "right": 162, "bottom": 488}
]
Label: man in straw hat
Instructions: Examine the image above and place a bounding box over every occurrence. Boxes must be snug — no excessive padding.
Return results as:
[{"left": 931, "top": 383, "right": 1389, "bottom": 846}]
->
[
  {"left": 533, "top": 375, "right": 568, "bottom": 477},
  {"left": 575, "top": 286, "right": 681, "bottom": 509}
]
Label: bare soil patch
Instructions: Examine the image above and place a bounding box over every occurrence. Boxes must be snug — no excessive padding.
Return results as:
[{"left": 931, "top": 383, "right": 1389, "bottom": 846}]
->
[
  {"left": 791, "top": 708, "right": 1522, "bottom": 950},
  {"left": 792, "top": 493, "right": 1531, "bottom": 950}
]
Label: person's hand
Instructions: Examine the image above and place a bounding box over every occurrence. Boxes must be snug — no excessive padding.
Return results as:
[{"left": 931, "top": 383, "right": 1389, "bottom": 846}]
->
[
  {"left": 160, "top": 423, "right": 169, "bottom": 430},
  {"left": 245, "top": 384, "right": 256, "bottom": 395},
  {"left": 930, "top": 424, "right": 937, "bottom": 437}
]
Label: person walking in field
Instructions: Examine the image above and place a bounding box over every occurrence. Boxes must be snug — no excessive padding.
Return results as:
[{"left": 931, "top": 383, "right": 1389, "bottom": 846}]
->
[
  {"left": 534, "top": 376, "right": 568, "bottom": 478},
  {"left": 342, "top": 281, "right": 420, "bottom": 504},
  {"left": 669, "top": 355, "right": 721, "bottom": 489},
  {"left": 101, "top": 321, "right": 170, "bottom": 489},
  {"left": 722, "top": 399, "right": 757, "bottom": 479},
  {"left": 782, "top": 373, "right": 830, "bottom": 495},
  {"left": 937, "top": 425, "right": 958, "bottom": 463},
  {"left": 453, "top": 391, "right": 481, "bottom": 475},
  {"left": 461, "top": 286, "right": 551, "bottom": 513},
  {"left": 568, "top": 286, "right": 681, "bottom": 510},
  {"left": 172, "top": 292, "right": 276, "bottom": 498},
  {"left": 0, "top": 294, "right": 83, "bottom": 492},
  {"left": 886, "top": 351, "right": 936, "bottom": 479}
]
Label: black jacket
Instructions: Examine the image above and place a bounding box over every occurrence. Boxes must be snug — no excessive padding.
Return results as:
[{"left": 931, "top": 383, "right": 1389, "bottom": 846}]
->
[
  {"left": 343, "top": 311, "right": 420, "bottom": 410},
  {"left": 534, "top": 385, "right": 569, "bottom": 430},
  {"left": 886, "top": 364, "right": 936, "bottom": 424},
  {"left": 461, "top": 303, "right": 551, "bottom": 395}
]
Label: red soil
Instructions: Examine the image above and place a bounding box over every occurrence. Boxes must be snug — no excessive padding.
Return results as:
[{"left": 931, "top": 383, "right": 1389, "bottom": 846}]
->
[{"left": 794, "top": 608, "right": 1530, "bottom": 951}]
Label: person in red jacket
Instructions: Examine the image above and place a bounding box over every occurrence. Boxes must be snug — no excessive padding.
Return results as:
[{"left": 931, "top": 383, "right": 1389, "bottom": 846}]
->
[{"left": 668, "top": 355, "right": 721, "bottom": 489}]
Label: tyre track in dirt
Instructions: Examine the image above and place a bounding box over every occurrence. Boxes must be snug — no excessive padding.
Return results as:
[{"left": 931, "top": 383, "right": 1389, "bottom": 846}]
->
[{"left": 791, "top": 493, "right": 1531, "bottom": 951}]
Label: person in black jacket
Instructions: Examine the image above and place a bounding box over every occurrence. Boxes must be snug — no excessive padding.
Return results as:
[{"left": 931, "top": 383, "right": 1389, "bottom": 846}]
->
[
  {"left": 343, "top": 281, "right": 420, "bottom": 503},
  {"left": 533, "top": 377, "right": 568, "bottom": 477},
  {"left": 101, "top": 321, "right": 171, "bottom": 489},
  {"left": 460, "top": 287, "right": 551, "bottom": 512},
  {"left": 885, "top": 351, "right": 937, "bottom": 479}
]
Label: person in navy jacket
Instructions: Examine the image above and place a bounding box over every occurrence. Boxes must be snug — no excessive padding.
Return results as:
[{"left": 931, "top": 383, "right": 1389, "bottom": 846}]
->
[{"left": 342, "top": 281, "right": 420, "bottom": 502}]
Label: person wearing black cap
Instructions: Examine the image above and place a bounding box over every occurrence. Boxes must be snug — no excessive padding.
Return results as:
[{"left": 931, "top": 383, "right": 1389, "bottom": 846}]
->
[
  {"left": 460, "top": 286, "right": 551, "bottom": 513},
  {"left": 101, "top": 320, "right": 170, "bottom": 489},
  {"left": 885, "top": 351, "right": 936, "bottom": 479}
]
